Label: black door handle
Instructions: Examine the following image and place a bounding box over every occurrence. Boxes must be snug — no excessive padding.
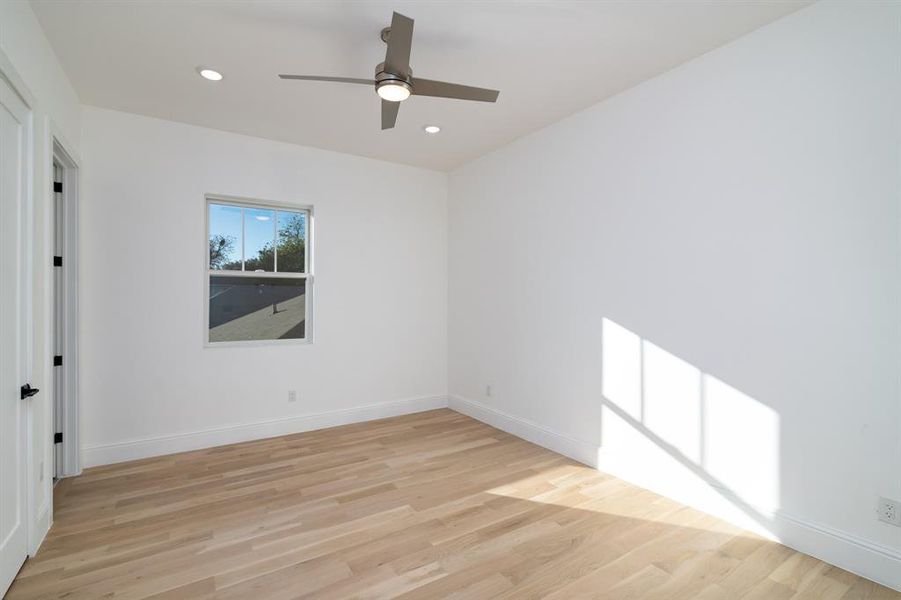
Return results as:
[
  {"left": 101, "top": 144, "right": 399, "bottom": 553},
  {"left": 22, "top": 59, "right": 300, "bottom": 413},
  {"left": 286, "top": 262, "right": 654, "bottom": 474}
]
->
[{"left": 20, "top": 384, "right": 39, "bottom": 400}]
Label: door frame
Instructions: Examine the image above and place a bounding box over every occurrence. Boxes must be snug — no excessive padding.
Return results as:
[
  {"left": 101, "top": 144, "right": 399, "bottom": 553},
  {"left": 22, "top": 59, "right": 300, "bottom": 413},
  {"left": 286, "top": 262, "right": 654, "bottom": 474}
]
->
[{"left": 51, "top": 139, "right": 79, "bottom": 478}]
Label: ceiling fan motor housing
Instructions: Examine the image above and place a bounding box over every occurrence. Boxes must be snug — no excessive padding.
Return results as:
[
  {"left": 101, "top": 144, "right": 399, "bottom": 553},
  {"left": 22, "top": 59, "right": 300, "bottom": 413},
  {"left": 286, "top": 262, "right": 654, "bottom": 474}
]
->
[
  {"left": 375, "top": 62, "right": 411, "bottom": 83},
  {"left": 375, "top": 62, "right": 412, "bottom": 97}
]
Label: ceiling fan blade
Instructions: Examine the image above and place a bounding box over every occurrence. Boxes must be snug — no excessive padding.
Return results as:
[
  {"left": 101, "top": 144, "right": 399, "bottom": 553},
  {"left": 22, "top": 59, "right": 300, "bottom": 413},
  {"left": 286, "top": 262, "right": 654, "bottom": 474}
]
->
[
  {"left": 279, "top": 75, "right": 374, "bottom": 86},
  {"left": 384, "top": 12, "right": 414, "bottom": 76},
  {"left": 412, "top": 78, "right": 499, "bottom": 102},
  {"left": 381, "top": 100, "right": 400, "bottom": 130}
]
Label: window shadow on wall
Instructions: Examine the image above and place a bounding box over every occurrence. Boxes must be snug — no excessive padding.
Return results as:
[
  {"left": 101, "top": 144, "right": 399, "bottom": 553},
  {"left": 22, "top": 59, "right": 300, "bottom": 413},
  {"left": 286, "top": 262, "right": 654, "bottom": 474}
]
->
[{"left": 600, "top": 317, "right": 780, "bottom": 535}]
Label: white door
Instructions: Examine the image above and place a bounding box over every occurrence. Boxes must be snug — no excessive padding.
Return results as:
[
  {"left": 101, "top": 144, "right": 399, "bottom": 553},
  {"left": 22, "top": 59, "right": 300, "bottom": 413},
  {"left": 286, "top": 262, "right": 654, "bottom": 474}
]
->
[{"left": 0, "top": 75, "right": 31, "bottom": 596}]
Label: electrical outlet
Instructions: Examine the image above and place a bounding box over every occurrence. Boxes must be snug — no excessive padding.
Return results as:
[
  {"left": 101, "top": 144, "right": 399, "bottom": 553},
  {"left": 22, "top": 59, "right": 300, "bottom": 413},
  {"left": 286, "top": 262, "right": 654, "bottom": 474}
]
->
[
  {"left": 486, "top": 384, "right": 492, "bottom": 397},
  {"left": 877, "top": 497, "right": 900, "bottom": 526},
  {"left": 288, "top": 390, "right": 297, "bottom": 403}
]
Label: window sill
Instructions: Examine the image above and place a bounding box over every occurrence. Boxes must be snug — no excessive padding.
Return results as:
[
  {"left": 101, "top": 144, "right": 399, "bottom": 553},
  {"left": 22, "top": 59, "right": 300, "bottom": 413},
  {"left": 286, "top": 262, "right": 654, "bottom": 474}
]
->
[{"left": 203, "top": 338, "right": 313, "bottom": 349}]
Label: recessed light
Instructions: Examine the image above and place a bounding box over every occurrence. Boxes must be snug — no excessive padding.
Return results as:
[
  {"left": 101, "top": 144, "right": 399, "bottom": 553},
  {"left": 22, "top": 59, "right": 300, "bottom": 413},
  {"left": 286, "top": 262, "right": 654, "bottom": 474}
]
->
[
  {"left": 423, "top": 125, "right": 441, "bottom": 134},
  {"left": 255, "top": 215, "right": 270, "bottom": 221},
  {"left": 197, "top": 67, "right": 223, "bottom": 81}
]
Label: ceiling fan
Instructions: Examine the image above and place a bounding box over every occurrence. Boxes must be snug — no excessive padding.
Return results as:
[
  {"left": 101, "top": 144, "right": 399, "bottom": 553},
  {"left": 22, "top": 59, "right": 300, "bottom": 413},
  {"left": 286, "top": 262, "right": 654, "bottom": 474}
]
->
[{"left": 279, "top": 11, "right": 500, "bottom": 130}]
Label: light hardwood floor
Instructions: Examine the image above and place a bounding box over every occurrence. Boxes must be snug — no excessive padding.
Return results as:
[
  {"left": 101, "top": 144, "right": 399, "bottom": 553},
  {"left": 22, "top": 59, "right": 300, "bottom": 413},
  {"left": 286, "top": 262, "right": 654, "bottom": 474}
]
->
[{"left": 7, "top": 409, "right": 899, "bottom": 599}]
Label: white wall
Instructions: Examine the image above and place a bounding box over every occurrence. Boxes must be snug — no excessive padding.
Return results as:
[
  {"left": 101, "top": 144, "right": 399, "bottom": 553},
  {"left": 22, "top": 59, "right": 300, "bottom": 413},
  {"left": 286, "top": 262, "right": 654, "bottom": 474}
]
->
[
  {"left": 0, "top": 1, "right": 80, "bottom": 146},
  {"left": 448, "top": 0, "right": 901, "bottom": 590},
  {"left": 79, "top": 106, "right": 447, "bottom": 465},
  {"left": 0, "top": 0, "right": 81, "bottom": 554}
]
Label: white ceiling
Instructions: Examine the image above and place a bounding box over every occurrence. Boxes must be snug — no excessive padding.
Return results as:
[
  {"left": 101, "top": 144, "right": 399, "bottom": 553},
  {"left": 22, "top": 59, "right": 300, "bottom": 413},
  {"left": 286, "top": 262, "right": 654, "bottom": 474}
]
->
[{"left": 32, "top": 0, "right": 809, "bottom": 171}]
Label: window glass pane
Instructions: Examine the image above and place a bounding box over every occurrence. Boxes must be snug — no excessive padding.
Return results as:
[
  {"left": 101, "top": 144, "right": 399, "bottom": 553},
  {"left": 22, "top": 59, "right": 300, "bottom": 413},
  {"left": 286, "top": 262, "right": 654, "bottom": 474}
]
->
[
  {"left": 277, "top": 210, "right": 306, "bottom": 273},
  {"left": 209, "top": 276, "right": 306, "bottom": 342},
  {"left": 208, "top": 203, "right": 242, "bottom": 270},
  {"left": 243, "top": 207, "right": 276, "bottom": 272}
]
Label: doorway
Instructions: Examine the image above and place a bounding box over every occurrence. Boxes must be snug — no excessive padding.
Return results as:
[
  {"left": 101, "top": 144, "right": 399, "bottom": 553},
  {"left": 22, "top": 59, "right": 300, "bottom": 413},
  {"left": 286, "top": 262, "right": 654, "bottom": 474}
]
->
[{"left": 51, "top": 141, "right": 79, "bottom": 481}]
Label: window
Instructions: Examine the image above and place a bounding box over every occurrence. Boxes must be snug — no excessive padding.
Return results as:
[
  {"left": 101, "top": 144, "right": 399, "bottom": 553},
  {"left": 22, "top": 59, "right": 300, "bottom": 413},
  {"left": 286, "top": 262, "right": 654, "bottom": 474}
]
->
[{"left": 205, "top": 196, "right": 312, "bottom": 344}]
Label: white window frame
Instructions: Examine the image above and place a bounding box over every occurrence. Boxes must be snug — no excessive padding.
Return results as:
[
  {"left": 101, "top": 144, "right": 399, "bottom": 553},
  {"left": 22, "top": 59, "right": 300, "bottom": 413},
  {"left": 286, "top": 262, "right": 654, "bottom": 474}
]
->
[{"left": 203, "top": 193, "right": 314, "bottom": 347}]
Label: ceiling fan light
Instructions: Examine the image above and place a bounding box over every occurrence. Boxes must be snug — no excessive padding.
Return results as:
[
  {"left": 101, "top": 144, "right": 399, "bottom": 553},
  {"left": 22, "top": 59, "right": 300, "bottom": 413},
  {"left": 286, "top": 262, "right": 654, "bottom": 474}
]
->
[{"left": 377, "top": 81, "right": 411, "bottom": 102}]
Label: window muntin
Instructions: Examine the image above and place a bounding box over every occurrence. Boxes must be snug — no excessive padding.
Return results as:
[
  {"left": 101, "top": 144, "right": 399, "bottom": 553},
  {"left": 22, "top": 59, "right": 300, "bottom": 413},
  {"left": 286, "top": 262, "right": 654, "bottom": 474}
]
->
[{"left": 206, "top": 197, "right": 311, "bottom": 344}]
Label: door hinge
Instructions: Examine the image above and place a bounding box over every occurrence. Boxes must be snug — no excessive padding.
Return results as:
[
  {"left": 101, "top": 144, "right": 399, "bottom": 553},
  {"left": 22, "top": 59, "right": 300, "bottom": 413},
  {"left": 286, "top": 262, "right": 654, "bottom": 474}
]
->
[
  {"left": 53, "top": 181, "right": 63, "bottom": 193},
  {"left": 53, "top": 355, "right": 63, "bottom": 366},
  {"left": 53, "top": 256, "right": 63, "bottom": 267},
  {"left": 54, "top": 432, "right": 63, "bottom": 444}
]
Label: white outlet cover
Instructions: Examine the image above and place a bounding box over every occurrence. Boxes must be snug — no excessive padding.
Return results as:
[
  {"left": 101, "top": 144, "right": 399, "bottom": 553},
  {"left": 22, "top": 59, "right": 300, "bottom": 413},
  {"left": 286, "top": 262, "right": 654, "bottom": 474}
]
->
[{"left": 877, "top": 497, "right": 900, "bottom": 526}]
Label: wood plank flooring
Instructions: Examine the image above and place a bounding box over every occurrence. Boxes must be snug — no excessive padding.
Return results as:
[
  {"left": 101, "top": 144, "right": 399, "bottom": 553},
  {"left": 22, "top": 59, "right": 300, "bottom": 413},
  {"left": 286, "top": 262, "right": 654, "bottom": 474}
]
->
[{"left": 7, "top": 409, "right": 899, "bottom": 599}]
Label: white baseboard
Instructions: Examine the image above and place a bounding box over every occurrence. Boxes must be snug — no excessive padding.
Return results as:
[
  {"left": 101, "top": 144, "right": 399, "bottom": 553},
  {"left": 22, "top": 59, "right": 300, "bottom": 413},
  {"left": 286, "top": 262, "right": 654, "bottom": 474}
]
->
[
  {"left": 448, "top": 394, "right": 599, "bottom": 467},
  {"left": 82, "top": 395, "right": 448, "bottom": 468},
  {"left": 447, "top": 394, "right": 901, "bottom": 592},
  {"left": 769, "top": 510, "right": 901, "bottom": 593}
]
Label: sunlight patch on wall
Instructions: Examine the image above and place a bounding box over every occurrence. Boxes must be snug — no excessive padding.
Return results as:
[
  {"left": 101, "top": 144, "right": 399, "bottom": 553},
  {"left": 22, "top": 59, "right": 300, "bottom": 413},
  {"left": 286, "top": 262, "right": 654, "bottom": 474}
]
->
[
  {"left": 601, "top": 318, "right": 642, "bottom": 420},
  {"left": 643, "top": 340, "right": 702, "bottom": 463},
  {"left": 599, "top": 317, "right": 781, "bottom": 522},
  {"left": 704, "top": 375, "right": 779, "bottom": 510}
]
